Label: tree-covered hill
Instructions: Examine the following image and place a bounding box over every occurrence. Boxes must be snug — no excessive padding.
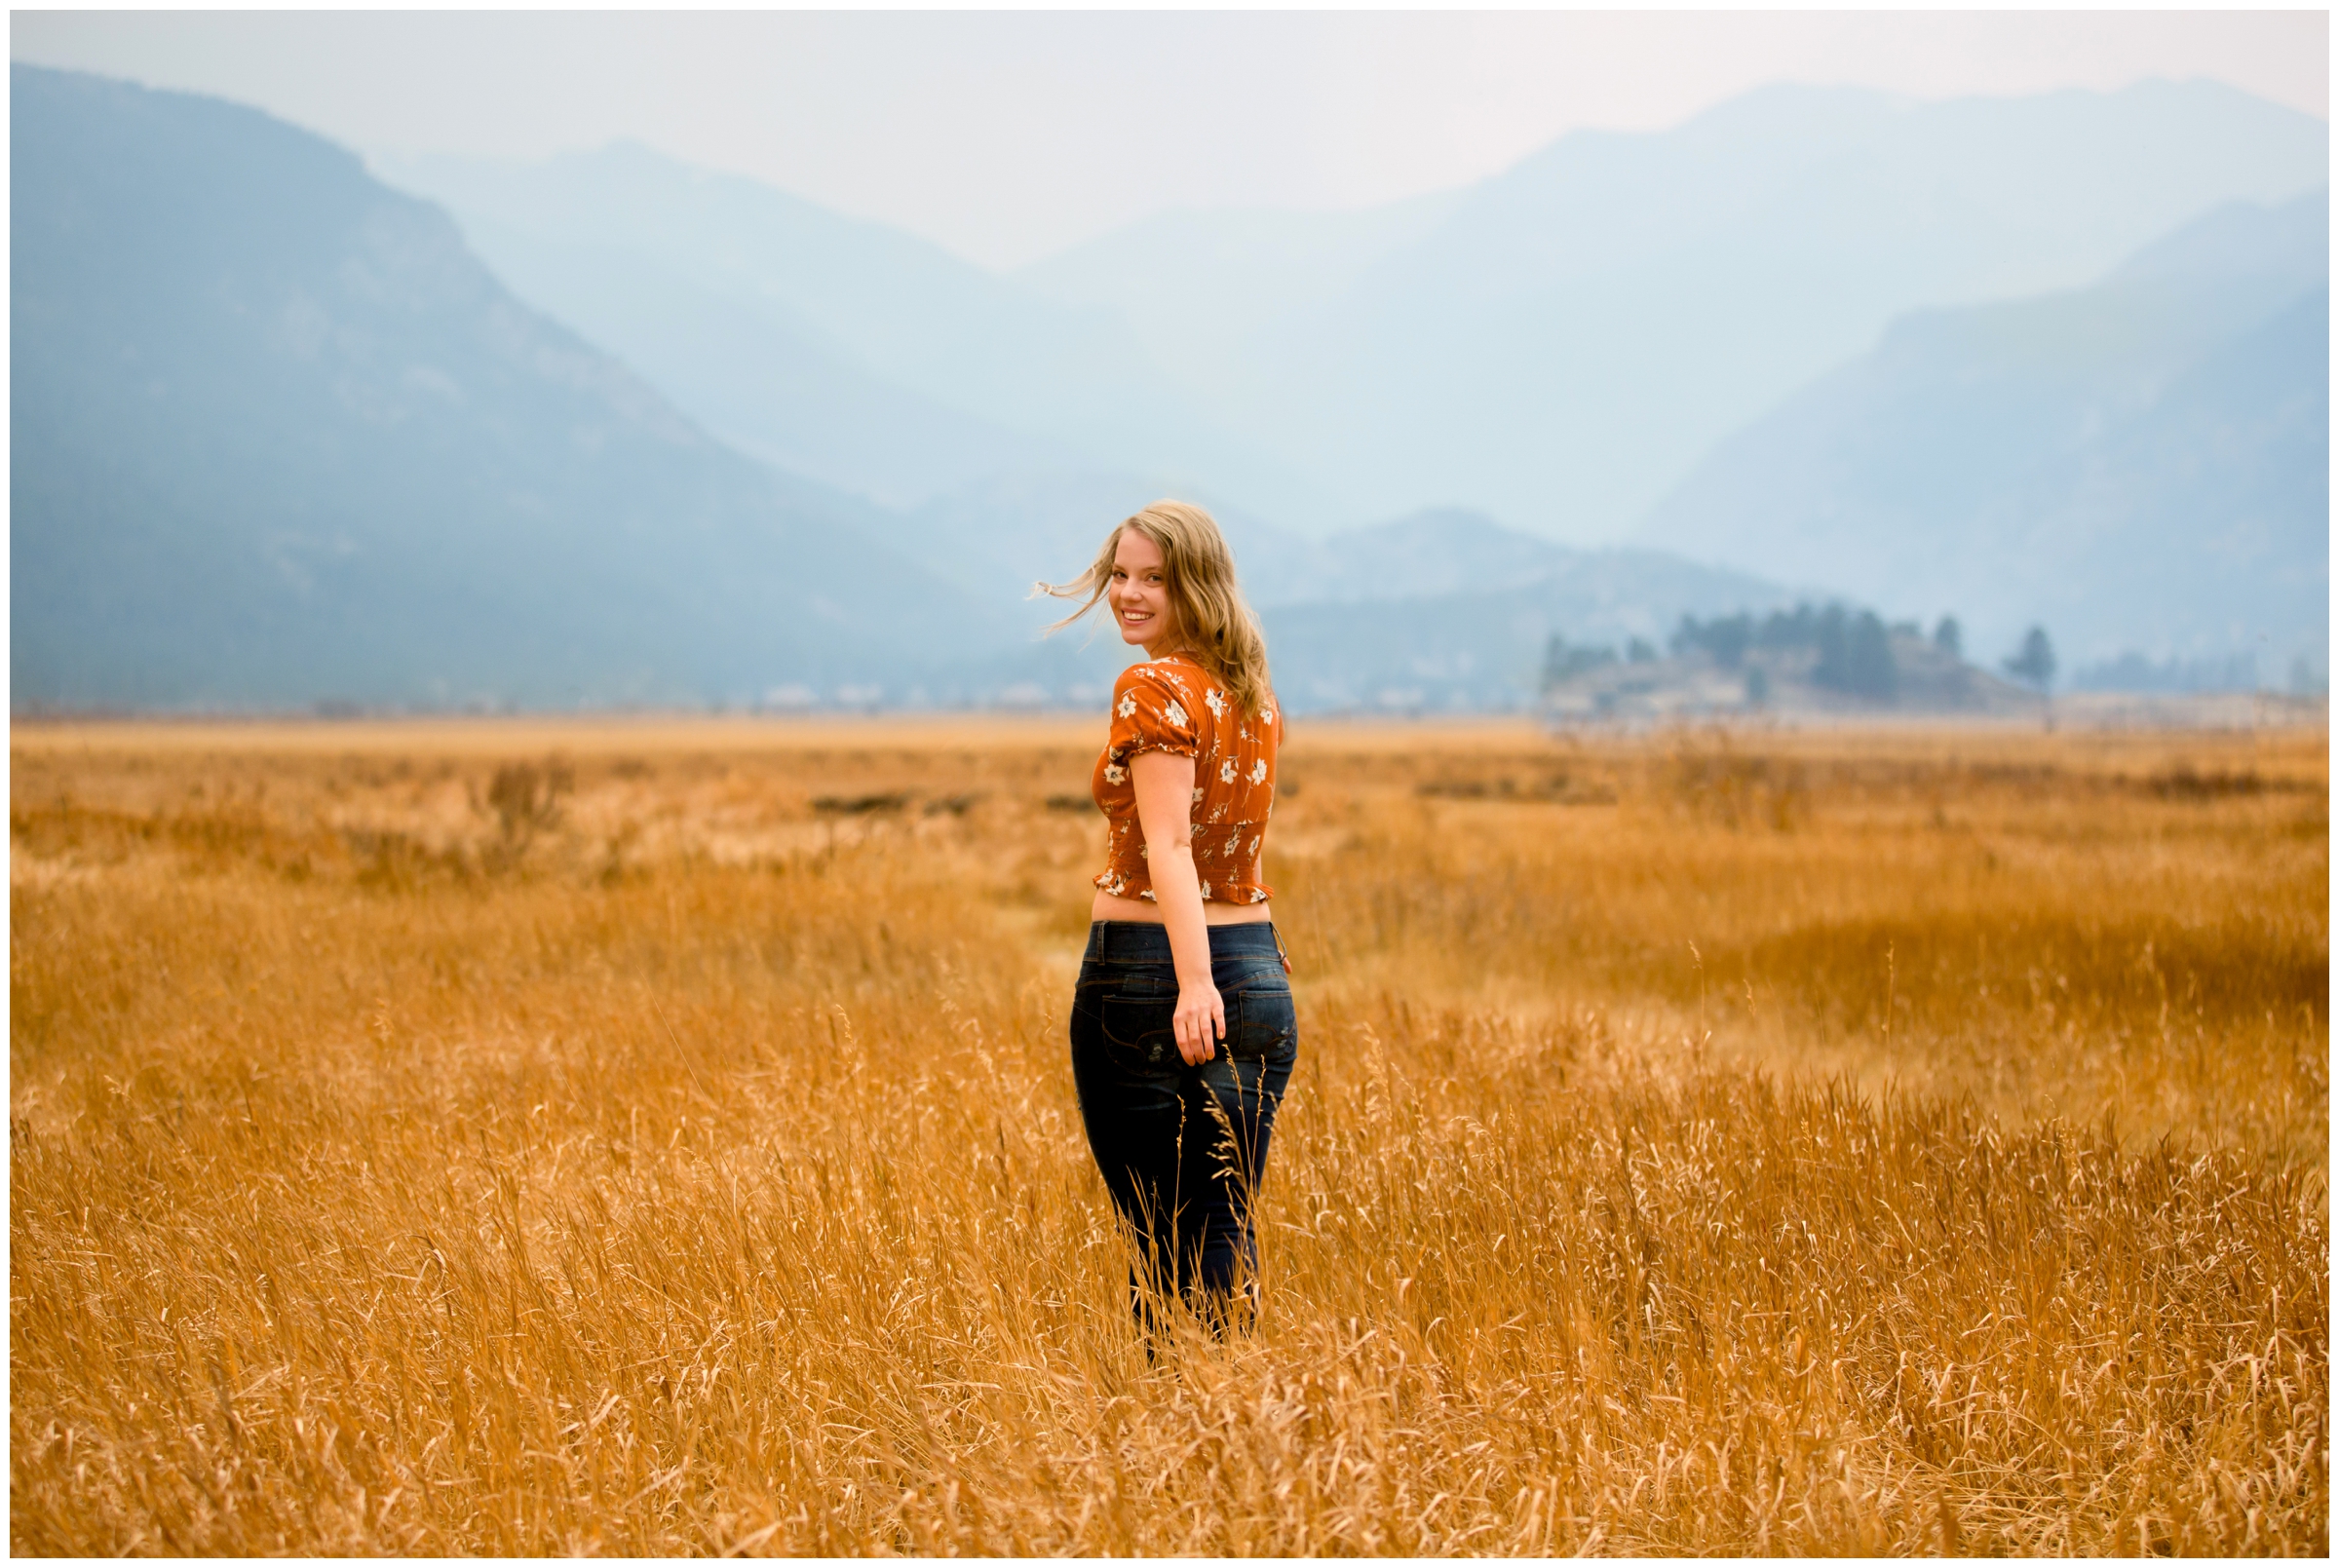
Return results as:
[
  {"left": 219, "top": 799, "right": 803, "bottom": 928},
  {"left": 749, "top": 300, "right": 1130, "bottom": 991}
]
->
[{"left": 1639, "top": 191, "right": 2329, "bottom": 674}]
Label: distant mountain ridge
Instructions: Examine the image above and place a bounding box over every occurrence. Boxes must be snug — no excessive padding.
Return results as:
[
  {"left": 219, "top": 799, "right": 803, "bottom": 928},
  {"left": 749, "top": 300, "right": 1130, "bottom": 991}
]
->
[
  {"left": 894, "top": 486, "right": 1811, "bottom": 712},
  {"left": 16, "top": 64, "right": 1817, "bottom": 716},
  {"left": 1637, "top": 190, "right": 2329, "bottom": 671},
  {"left": 1024, "top": 79, "right": 2328, "bottom": 536},
  {"left": 385, "top": 82, "right": 2325, "bottom": 542},
  {"left": 1011, "top": 192, "right": 1465, "bottom": 404},
  {"left": 1260, "top": 520, "right": 1807, "bottom": 712},
  {"left": 373, "top": 143, "right": 1339, "bottom": 524},
  {"left": 18, "top": 63, "right": 2321, "bottom": 714},
  {"left": 10, "top": 64, "right": 999, "bottom": 709}
]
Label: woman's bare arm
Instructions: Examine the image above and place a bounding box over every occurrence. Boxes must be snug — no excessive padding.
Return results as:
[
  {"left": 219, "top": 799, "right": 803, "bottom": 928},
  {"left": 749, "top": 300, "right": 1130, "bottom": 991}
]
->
[{"left": 1131, "top": 748, "right": 1221, "bottom": 1064}]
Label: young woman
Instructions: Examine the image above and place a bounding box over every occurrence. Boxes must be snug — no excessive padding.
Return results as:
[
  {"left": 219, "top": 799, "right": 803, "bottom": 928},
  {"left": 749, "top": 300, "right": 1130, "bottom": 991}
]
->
[{"left": 1040, "top": 500, "right": 1298, "bottom": 1337}]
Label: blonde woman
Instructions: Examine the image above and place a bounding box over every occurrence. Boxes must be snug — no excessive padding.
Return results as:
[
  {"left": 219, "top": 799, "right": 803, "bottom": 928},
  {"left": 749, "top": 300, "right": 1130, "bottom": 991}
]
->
[{"left": 1041, "top": 500, "right": 1297, "bottom": 1337}]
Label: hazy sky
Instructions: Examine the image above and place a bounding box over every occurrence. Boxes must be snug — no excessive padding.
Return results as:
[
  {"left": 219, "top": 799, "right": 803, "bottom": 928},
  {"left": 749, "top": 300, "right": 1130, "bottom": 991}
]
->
[{"left": 14, "top": 10, "right": 2329, "bottom": 268}]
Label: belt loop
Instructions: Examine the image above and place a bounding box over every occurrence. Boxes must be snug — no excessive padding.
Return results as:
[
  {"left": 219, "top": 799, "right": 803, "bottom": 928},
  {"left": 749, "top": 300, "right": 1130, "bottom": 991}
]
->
[{"left": 1273, "top": 923, "right": 1292, "bottom": 976}]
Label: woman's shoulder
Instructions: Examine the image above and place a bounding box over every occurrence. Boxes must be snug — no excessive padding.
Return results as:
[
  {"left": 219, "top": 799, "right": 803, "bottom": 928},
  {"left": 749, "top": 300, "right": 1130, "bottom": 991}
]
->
[
  {"left": 1110, "top": 658, "right": 1203, "bottom": 731},
  {"left": 1113, "top": 656, "right": 1206, "bottom": 701}
]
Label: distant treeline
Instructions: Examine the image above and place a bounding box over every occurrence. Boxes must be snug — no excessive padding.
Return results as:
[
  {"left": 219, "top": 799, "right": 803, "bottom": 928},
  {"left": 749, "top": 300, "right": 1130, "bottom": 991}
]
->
[{"left": 1546, "top": 603, "right": 1975, "bottom": 702}]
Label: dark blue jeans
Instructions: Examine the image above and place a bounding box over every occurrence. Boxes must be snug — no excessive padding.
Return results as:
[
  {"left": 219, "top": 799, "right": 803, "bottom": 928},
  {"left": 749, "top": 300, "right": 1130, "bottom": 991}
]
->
[{"left": 1069, "top": 921, "right": 1299, "bottom": 1335}]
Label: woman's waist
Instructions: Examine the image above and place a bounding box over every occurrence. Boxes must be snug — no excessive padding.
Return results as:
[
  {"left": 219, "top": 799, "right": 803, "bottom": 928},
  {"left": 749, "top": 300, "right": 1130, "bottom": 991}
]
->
[
  {"left": 1091, "top": 890, "right": 1272, "bottom": 927},
  {"left": 1082, "top": 916, "right": 1282, "bottom": 964}
]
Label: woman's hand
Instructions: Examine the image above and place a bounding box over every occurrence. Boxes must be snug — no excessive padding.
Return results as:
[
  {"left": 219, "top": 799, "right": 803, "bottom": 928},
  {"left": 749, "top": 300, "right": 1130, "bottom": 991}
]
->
[{"left": 1174, "top": 980, "right": 1225, "bottom": 1064}]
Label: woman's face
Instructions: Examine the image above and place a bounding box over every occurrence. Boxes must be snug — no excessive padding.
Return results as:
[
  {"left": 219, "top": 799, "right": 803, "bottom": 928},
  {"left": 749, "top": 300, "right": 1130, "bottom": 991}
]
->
[{"left": 1108, "top": 528, "right": 1177, "bottom": 652}]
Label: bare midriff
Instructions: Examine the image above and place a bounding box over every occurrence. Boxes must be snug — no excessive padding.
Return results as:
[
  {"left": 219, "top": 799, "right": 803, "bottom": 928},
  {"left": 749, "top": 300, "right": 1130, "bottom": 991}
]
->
[{"left": 1091, "top": 891, "right": 1273, "bottom": 926}]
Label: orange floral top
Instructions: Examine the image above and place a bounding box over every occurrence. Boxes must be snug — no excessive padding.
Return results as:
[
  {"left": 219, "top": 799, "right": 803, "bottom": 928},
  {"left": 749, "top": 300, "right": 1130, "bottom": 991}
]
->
[{"left": 1092, "top": 652, "right": 1282, "bottom": 904}]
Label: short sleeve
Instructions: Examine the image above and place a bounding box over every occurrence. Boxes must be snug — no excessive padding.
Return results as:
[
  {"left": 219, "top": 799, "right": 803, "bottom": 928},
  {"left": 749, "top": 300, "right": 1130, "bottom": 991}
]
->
[{"left": 1108, "top": 663, "right": 1203, "bottom": 762}]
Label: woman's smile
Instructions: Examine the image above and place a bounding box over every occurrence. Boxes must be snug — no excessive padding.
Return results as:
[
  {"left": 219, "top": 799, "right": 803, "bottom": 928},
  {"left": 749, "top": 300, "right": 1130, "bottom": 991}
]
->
[{"left": 1109, "top": 529, "right": 1175, "bottom": 652}]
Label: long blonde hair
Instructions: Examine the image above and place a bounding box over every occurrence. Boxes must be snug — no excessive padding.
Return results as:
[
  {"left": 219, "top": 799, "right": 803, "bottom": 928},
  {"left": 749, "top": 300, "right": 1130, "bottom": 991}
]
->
[{"left": 1037, "top": 500, "right": 1274, "bottom": 716}]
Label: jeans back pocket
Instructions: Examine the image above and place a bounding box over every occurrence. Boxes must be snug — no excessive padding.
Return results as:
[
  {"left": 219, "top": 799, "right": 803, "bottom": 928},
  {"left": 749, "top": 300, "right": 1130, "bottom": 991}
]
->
[
  {"left": 1222, "top": 987, "right": 1296, "bottom": 1062},
  {"left": 1102, "top": 993, "right": 1180, "bottom": 1067},
  {"left": 1104, "top": 986, "right": 1295, "bottom": 1066}
]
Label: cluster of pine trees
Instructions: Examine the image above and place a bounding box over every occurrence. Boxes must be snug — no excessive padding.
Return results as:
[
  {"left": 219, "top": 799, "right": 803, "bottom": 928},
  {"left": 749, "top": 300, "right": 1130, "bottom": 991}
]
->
[
  {"left": 1668, "top": 605, "right": 1902, "bottom": 699},
  {"left": 1544, "top": 604, "right": 2060, "bottom": 706}
]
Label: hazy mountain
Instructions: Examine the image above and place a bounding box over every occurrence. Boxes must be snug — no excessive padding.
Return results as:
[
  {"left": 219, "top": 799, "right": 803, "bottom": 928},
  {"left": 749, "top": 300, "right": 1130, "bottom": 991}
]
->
[
  {"left": 901, "top": 478, "right": 1810, "bottom": 612},
  {"left": 893, "top": 487, "right": 1809, "bottom": 712},
  {"left": 1250, "top": 509, "right": 1806, "bottom": 712},
  {"left": 1012, "top": 192, "right": 1465, "bottom": 399},
  {"left": 29, "top": 62, "right": 2304, "bottom": 716},
  {"left": 10, "top": 64, "right": 1813, "bottom": 717},
  {"left": 11, "top": 64, "right": 997, "bottom": 710},
  {"left": 1024, "top": 80, "right": 2327, "bottom": 540},
  {"left": 392, "top": 215, "right": 1090, "bottom": 510},
  {"left": 374, "top": 144, "right": 1343, "bottom": 523},
  {"left": 1264, "top": 508, "right": 1614, "bottom": 605},
  {"left": 1637, "top": 191, "right": 2329, "bottom": 672},
  {"left": 378, "top": 85, "right": 2321, "bottom": 546},
  {"left": 900, "top": 471, "right": 1319, "bottom": 611},
  {"left": 1262, "top": 543, "right": 1803, "bottom": 712}
]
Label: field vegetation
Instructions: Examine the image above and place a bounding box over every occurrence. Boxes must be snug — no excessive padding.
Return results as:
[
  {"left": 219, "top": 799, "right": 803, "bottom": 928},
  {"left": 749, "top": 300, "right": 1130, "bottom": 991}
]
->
[{"left": 10, "top": 717, "right": 2327, "bottom": 1553}]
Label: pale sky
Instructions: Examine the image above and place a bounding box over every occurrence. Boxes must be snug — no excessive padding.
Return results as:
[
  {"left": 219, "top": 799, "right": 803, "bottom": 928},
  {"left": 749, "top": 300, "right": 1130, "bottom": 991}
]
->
[{"left": 12, "top": 10, "right": 2329, "bottom": 269}]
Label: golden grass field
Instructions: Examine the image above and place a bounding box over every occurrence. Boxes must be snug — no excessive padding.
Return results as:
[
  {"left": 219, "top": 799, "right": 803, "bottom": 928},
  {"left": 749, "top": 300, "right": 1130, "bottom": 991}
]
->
[{"left": 10, "top": 715, "right": 2328, "bottom": 1554}]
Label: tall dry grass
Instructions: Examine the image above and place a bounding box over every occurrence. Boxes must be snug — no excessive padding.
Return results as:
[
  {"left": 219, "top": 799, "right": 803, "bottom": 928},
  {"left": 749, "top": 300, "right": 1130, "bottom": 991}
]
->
[{"left": 10, "top": 720, "right": 2327, "bottom": 1553}]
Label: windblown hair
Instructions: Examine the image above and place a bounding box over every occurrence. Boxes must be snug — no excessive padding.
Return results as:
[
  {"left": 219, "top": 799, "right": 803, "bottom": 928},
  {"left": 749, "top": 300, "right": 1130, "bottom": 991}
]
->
[{"left": 1036, "top": 500, "right": 1274, "bottom": 716}]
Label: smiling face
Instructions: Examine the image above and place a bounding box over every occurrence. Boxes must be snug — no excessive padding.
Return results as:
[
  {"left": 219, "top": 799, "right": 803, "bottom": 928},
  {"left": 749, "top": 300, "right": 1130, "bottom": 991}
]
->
[{"left": 1108, "top": 527, "right": 1179, "bottom": 656}]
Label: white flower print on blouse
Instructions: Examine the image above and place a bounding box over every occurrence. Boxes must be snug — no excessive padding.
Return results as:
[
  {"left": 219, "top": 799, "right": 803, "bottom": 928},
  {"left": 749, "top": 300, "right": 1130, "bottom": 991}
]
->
[{"left": 1093, "top": 654, "right": 1280, "bottom": 906}]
